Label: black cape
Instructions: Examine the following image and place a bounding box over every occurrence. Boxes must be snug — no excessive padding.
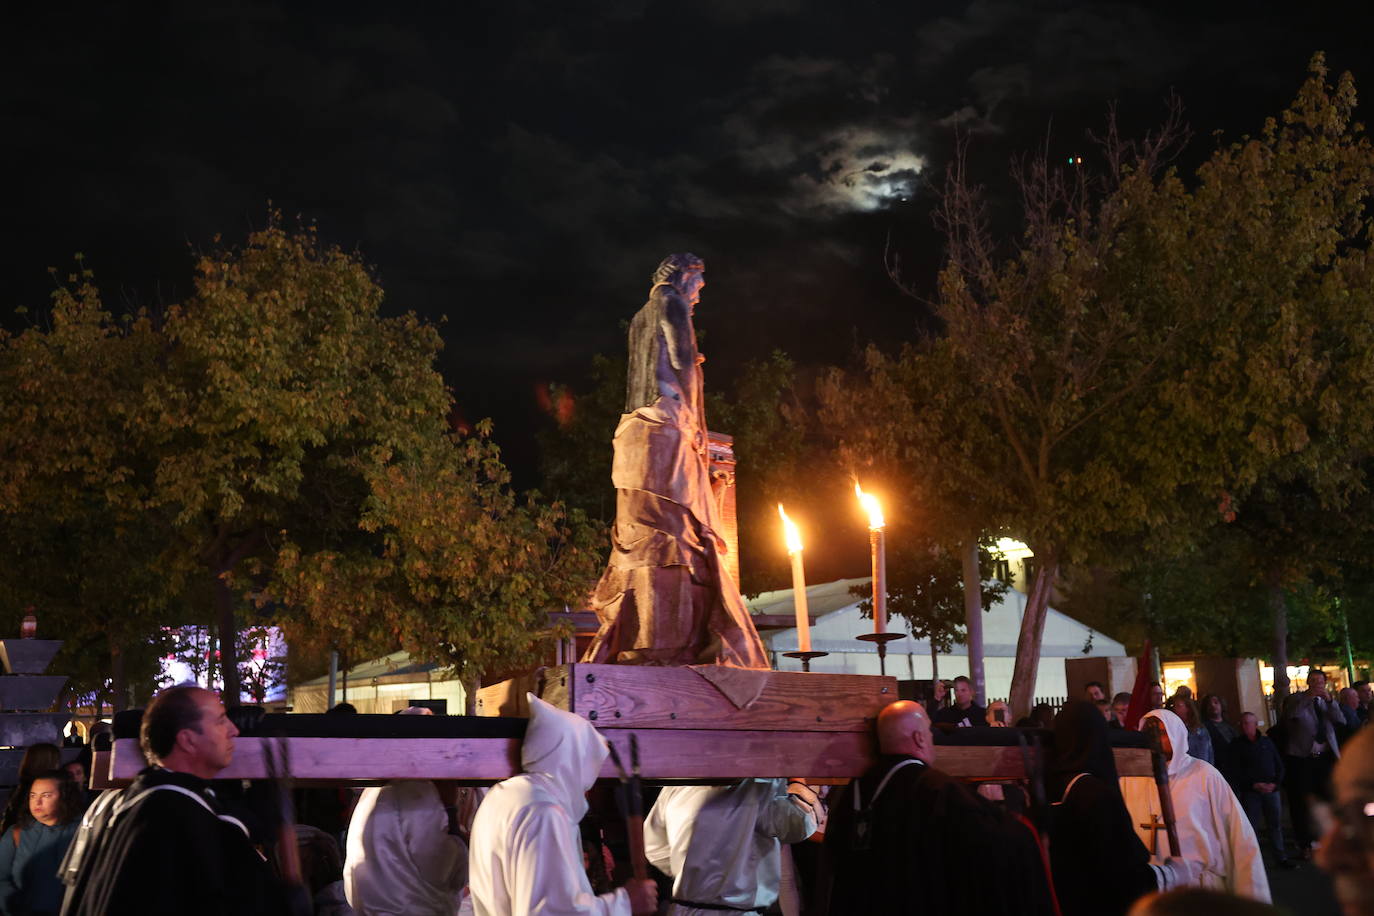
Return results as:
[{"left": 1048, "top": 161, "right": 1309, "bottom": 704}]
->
[
  {"left": 823, "top": 755, "right": 1054, "bottom": 915},
  {"left": 1048, "top": 701, "right": 1158, "bottom": 916},
  {"left": 60, "top": 767, "right": 287, "bottom": 916}
]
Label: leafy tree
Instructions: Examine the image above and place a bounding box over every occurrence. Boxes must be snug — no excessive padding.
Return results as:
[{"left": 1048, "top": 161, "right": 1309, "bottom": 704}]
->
[
  {"left": 865, "top": 56, "right": 1374, "bottom": 716},
  {"left": 535, "top": 354, "right": 623, "bottom": 524},
  {"left": 270, "top": 419, "right": 602, "bottom": 699},
  {"left": 708, "top": 351, "right": 809, "bottom": 596},
  {"left": 1142, "top": 58, "right": 1374, "bottom": 699},
  {"left": 817, "top": 340, "right": 1019, "bottom": 704},
  {"left": 2, "top": 220, "right": 601, "bottom": 703},
  {"left": 0, "top": 271, "right": 183, "bottom": 709}
]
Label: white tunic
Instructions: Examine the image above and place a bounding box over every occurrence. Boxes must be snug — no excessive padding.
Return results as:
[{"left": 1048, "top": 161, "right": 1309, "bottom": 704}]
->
[
  {"left": 1120, "top": 709, "right": 1271, "bottom": 902},
  {"left": 644, "top": 780, "right": 818, "bottom": 916},
  {"left": 468, "top": 695, "right": 629, "bottom": 916},
  {"left": 344, "top": 780, "right": 467, "bottom": 916}
]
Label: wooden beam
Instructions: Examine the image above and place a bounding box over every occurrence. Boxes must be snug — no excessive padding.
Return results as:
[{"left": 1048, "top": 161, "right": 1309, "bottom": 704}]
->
[
  {"left": 108, "top": 735, "right": 1153, "bottom": 784},
  {"left": 111, "top": 730, "right": 872, "bottom": 784},
  {"left": 111, "top": 736, "right": 521, "bottom": 783},
  {"left": 539, "top": 664, "right": 896, "bottom": 732}
]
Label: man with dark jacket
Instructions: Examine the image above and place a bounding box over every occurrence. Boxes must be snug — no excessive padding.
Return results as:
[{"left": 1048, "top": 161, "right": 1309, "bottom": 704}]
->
[
  {"left": 60, "top": 686, "right": 289, "bottom": 915},
  {"left": 824, "top": 701, "right": 1052, "bottom": 914},
  {"left": 931, "top": 676, "right": 987, "bottom": 728},
  {"left": 1280, "top": 669, "right": 1345, "bottom": 858},
  {"left": 1231, "top": 712, "right": 1288, "bottom": 868}
]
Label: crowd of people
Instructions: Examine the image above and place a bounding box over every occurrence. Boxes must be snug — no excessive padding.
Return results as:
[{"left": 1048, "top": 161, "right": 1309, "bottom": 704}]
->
[{"left": 0, "top": 673, "right": 1366, "bottom": 915}]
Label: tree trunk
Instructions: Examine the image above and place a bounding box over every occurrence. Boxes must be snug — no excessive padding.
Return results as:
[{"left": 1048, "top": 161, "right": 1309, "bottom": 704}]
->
[
  {"left": 1008, "top": 558, "right": 1059, "bottom": 721},
  {"left": 1270, "top": 584, "right": 1289, "bottom": 705},
  {"left": 109, "top": 639, "right": 128, "bottom": 713},
  {"left": 960, "top": 539, "right": 986, "bottom": 706},
  {"left": 463, "top": 674, "right": 480, "bottom": 716},
  {"left": 214, "top": 573, "right": 241, "bottom": 705},
  {"left": 930, "top": 639, "right": 939, "bottom": 686}
]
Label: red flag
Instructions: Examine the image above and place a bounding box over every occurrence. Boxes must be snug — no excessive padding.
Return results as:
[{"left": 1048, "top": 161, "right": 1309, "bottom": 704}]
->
[{"left": 1123, "top": 639, "right": 1153, "bottom": 731}]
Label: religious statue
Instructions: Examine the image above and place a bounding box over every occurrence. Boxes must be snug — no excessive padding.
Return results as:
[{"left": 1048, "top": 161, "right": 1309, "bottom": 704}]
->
[{"left": 581, "top": 253, "right": 769, "bottom": 668}]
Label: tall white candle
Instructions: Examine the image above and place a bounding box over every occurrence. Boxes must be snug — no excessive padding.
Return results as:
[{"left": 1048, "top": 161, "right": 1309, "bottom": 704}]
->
[
  {"left": 855, "top": 484, "right": 887, "bottom": 634},
  {"left": 778, "top": 504, "right": 811, "bottom": 653}
]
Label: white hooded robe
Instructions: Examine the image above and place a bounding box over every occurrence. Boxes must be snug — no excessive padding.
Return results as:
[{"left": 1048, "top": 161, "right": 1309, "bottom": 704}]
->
[
  {"left": 644, "top": 779, "right": 817, "bottom": 916},
  {"left": 1120, "top": 709, "right": 1270, "bottom": 902},
  {"left": 468, "top": 694, "right": 629, "bottom": 916},
  {"left": 344, "top": 779, "right": 468, "bottom": 915},
  {"left": 346, "top": 780, "right": 469, "bottom": 916}
]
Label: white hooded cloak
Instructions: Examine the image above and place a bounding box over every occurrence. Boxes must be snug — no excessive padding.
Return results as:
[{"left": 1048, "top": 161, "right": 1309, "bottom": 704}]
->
[
  {"left": 1119, "top": 709, "right": 1271, "bottom": 902},
  {"left": 468, "top": 694, "right": 629, "bottom": 916},
  {"left": 344, "top": 779, "right": 468, "bottom": 915},
  {"left": 644, "top": 779, "right": 818, "bottom": 916}
]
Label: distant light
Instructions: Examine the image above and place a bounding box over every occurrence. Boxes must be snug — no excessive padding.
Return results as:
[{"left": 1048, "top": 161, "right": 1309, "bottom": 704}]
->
[{"left": 995, "top": 538, "right": 1033, "bottom": 560}]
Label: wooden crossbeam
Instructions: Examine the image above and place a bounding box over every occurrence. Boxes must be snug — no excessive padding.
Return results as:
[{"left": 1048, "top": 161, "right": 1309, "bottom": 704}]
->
[{"left": 103, "top": 735, "right": 1153, "bottom": 786}]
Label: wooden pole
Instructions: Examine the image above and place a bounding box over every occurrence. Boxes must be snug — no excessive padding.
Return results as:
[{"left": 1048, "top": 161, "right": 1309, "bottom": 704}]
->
[{"left": 1143, "top": 717, "right": 1182, "bottom": 857}]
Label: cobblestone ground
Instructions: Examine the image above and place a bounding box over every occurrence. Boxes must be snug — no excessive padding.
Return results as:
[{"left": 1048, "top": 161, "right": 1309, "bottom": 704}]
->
[
  {"left": 1261, "top": 793, "right": 1341, "bottom": 915},
  {"left": 1266, "top": 856, "right": 1340, "bottom": 915}
]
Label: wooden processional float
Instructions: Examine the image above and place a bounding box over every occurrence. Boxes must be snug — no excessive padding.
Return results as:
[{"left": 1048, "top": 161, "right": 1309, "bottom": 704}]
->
[
  {"left": 101, "top": 253, "right": 1160, "bottom": 788},
  {"left": 98, "top": 664, "right": 1154, "bottom": 788}
]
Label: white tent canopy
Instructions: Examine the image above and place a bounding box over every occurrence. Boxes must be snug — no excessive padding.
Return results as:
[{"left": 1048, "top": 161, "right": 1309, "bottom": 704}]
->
[
  {"left": 289, "top": 650, "right": 466, "bottom": 714},
  {"left": 747, "top": 577, "right": 1126, "bottom": 699}
]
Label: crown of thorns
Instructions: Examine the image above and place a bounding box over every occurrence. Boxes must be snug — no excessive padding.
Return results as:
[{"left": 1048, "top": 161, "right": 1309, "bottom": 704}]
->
[{"left": 651, "top": 252, "right": 705, "bottom": 286}]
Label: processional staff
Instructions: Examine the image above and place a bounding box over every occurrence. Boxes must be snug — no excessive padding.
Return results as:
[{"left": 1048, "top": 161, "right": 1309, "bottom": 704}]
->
[{"left": 1141, "top": 717, "right": 1183, "bottom": 857}]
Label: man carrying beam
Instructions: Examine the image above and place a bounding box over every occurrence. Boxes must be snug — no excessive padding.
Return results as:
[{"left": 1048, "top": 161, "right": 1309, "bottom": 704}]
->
[
  {"left": 468, "top": 695, "right": 658, "bottom": 915},
  {"left": 1119, "top": 709, "right": 1270, "bottom": 902},
  {"left": 60, "top": 685, "right": 291, "bottom": 915},
  {"left": 823, "top": 700, "right": 1053, "bottom": 914},
  {"left": 644, "top": 778, "right": 820, "bottom": 915}
]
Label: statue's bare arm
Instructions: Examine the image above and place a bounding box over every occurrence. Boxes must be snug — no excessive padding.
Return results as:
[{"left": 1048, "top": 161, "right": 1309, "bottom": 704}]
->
[{"left": 660, "top": 293, "right": 697, "bottom": 374}]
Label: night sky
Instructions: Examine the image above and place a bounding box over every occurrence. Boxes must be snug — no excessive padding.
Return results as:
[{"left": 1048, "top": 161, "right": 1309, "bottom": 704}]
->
[{"left": 7, "top": 2, "right": 1374, "bottom": 484}]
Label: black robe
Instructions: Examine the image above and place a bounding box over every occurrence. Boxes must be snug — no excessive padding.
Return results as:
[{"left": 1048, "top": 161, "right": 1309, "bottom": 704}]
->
[
  {"left": 1048, "top": 700, "right": 1159, "bottom": 916},
  {"left": 823, "top": 755, "right": 1054, "bottom": 915},
  {"left": 60, "top": 767, "right": 287, "bottom": 916},
  {"left": 1049, "top": 774, "right": 1158, "bottom": 916}
]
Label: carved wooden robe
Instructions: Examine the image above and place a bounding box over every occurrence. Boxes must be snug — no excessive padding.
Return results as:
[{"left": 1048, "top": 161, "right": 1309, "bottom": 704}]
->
[{"left": 582, "top": 281, "right": 768, "bottom": 669}]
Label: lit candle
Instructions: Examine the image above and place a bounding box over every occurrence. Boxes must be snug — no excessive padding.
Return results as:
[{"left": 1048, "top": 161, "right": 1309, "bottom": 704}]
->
[
  {"left": 855, "top": 484, "right": 887, "bottom": 634},
  {"left": 778, "top": 504, "right": 811, "bottom": 652}
]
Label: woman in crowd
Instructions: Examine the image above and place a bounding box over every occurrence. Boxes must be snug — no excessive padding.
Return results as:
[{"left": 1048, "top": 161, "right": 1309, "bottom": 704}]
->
[
  {"left": 0, "top": 769, "right": 82, "bottom": 916},
  {"left": 1170, "top": 695, "right": 1215, "bottom": 765},
  {"left": 0, "top": 746, "right": 60, "bottom": 835}
]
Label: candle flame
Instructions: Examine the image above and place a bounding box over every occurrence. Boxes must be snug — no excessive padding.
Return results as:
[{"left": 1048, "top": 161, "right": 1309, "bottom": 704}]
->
[
  {"left": 854, "top": 483, "right": 885, "bottom": 530},
  {"left": 778, "top": 504, "right": 804, "bottom": 554}
]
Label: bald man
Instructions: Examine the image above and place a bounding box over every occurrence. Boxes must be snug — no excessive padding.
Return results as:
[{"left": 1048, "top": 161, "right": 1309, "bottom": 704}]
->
[
  {"left": 823, "top": 701, "right": 1053, "bottom": 914},
  {"left": 1317, "top": 726, "right": 1374, "bottom": 916}
]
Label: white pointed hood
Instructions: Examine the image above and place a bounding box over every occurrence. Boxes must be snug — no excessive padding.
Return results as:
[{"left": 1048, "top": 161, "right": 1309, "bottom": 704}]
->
[
  {"left": 520, "top": 693, "right": 608, "bottom": 822},
  {"left": 1140, "top": 708, "right": 1193, "bottom": 776}
]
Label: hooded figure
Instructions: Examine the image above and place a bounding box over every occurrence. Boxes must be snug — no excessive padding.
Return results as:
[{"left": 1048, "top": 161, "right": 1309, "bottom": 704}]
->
[
  {"left": 1119, "top": 709, "right": 1270, "bottom": 902},
  {"left": 643, "top": 779, "right": 819, "bottom": 915},
  {"left": 1048, "top": 701, "right": 1195, "bottom": 915},
  {"left": 468, "top": 695, "right": 647, "bottom": 916},
  {"left": 343, "top": 780, "right": 467, "bottom": 915}
]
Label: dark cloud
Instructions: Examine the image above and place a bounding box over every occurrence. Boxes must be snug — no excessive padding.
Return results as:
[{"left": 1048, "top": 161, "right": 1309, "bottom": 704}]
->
[{"left": 7, "top": 0, "right": 1374, "bottom": 482}]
